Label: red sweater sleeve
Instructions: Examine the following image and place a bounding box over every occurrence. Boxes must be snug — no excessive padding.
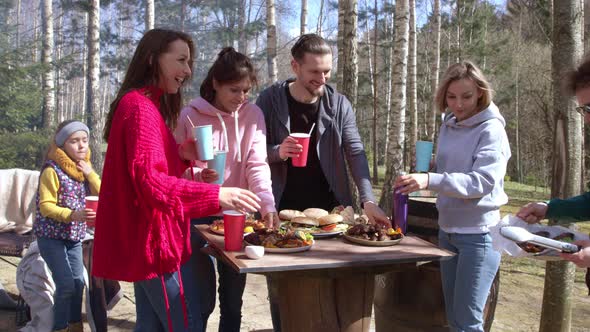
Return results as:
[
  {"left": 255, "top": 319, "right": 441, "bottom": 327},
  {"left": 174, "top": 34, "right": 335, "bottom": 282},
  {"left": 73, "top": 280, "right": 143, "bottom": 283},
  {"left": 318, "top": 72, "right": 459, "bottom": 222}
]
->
[{"left": 121, "top": 95, "right": 221, "bottom": 217}]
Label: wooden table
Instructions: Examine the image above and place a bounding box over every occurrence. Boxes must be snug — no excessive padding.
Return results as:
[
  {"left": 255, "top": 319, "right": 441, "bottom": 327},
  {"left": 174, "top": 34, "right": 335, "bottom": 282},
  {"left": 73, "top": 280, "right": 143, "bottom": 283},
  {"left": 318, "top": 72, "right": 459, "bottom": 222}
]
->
[{"left": 195, "top": 225, "right": 453, "bottom": 332}]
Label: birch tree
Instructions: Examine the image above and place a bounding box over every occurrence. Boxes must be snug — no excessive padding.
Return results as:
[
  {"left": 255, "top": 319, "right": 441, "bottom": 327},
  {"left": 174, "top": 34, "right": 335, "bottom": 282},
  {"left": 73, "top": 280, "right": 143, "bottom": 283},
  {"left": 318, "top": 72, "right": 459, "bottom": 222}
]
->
[
  {"left": 380, "top": 0, "right": 409, "bottom": 213},
  {"left": 86, "top": 0, "right": 103, "bottom": 171},
  {"left": 41, "top": 0, "right": 54, "bottom": 129},
  {"left": 384, "top": 0, "right": 394, "bottom": 161},
  {"left": 266, "top": 0, "right": 277, "bottom": 83},
  {"left": 428, "top": 0, "right": 441, "bottom": 142},
  {"left": 338, "top": 0, "right": 358, "bottom": 109},
  {"left": 371, "top": 0, "right": 378, "bottom": 182},
  {"left": 408, "top": 0, "right": 417, "bottom": 170},
  {"left": 317, "top": 0, "right": 325, "bottom": 36},
  {"left": 145, "top": 0, "right": 154, "bottom": 31},
  {"left": 541, "top": 1, "right": 583, "bottom": 331},
  {"left": 301, "top": 0, "right": 307, "bottom": 35},
  {"left": 238, "top": 0, "right": 247, "bottom": 53}
]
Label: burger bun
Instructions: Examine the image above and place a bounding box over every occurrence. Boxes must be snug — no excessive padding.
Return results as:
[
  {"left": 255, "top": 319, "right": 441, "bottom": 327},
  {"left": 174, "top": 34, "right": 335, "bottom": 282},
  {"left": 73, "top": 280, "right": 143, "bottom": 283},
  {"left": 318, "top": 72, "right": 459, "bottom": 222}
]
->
[
  {"left": 303, "top": 208, "right": 329, "bottom": 219},
  {"left": 279, "top": 209, "right": 305, "bottom": 221},
  {"left": 318, "top": 214, "right": 344, "bottom": 226}
]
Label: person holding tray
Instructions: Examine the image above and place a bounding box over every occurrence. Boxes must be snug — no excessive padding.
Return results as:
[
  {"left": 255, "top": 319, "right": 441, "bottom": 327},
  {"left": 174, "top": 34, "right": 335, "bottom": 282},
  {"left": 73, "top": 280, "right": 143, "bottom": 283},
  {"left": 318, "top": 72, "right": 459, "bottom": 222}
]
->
[{"left": 518, "top": 55, "right": 590, "bottom": 268}]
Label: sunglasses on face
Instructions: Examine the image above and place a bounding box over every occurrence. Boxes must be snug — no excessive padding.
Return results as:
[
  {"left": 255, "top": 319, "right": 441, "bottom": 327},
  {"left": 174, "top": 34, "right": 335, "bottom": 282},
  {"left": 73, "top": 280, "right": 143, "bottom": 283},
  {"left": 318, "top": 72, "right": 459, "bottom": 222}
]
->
[{"left": 576, "top": 104, "right": 590, "bottom": 116}]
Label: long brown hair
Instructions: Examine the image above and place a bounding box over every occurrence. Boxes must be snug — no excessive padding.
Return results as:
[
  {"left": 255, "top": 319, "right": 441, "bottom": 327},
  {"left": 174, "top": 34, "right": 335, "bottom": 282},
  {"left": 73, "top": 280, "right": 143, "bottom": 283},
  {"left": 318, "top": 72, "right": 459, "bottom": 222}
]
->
[
  {"left": 103, "top": 29, "right": 195, "bottom": 141},
  {"left": 200, "top": 47, "right": 257, "bottom": 103},
  {"left": 434, "top": 60, "right": 493, "bottom": 113}
]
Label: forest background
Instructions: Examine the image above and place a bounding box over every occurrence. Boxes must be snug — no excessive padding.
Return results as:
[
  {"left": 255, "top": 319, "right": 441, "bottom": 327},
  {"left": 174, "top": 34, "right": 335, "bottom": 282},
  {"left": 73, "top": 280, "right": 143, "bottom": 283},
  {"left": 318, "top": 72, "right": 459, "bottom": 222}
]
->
[
  {"left": 1, "top": 0, "right": 571, "bottom": 191},
  {"left": 2, "top": 0, "right": 590, "bottom": 330}
]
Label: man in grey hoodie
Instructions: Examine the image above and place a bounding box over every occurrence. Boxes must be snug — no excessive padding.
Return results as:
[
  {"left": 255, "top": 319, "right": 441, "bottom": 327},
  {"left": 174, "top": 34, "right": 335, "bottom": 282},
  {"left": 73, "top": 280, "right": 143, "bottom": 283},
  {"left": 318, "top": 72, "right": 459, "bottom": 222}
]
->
[{"left": 256, "top": 33, "right": 390, "bottom": 331}]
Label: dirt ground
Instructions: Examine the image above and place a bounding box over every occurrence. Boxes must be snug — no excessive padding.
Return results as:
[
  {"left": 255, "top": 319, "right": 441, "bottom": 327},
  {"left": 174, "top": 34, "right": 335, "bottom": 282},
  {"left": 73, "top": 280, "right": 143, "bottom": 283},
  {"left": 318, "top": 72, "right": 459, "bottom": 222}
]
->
[{"left": 1, "top": 255, "right": 590, "bottom": 332}]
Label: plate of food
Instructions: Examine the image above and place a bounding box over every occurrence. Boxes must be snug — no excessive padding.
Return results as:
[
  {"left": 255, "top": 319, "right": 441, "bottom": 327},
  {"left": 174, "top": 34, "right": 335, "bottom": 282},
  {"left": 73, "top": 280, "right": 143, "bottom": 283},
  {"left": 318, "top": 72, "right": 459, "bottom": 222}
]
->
[
  {"left": 343, "top": 224, "right": 404, "bottom": 247},
  {"left": 512, "top": 230, "right": 578, "bottom": 258},
  {"left": 279, "top": 208, "right": 349, "bottom": 238},
  {"left": 243, "top": 229, "right": 314, "bottom": 253},
  {"left": 209, "top": 218, "right": 266, "bottom": 236}
]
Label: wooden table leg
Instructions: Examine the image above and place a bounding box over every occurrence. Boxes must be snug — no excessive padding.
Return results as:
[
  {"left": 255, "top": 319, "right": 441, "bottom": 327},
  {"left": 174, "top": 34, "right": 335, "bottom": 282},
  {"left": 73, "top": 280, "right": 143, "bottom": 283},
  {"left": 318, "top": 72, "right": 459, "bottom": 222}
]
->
[{"left": 275, "top": 272, "right": 374, "bottom": 332}]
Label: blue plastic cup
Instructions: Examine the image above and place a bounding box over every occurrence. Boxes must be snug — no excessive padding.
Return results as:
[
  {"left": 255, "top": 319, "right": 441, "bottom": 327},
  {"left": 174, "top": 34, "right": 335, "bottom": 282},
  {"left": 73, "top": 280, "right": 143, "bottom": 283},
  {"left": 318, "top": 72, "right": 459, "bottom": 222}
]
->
[
  {"left": 192, "top": 125, "right": 214, "bottom": 161},
  {"left": 207, "top": 150, "right": 227, "bottom": 185},
  {"left": 415, "top": 140, "right": 434, "bottom": 172}
]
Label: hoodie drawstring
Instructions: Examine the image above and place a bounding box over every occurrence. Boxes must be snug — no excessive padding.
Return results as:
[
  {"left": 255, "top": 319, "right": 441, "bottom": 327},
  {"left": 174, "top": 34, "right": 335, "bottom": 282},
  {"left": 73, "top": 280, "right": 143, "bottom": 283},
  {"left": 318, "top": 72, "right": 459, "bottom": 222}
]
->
[
  {"left": 233, "top": 111, "right": 242, "bottom": 162},
  {"left": 159, "top": 269, "right": 189, "bottom": 332}
]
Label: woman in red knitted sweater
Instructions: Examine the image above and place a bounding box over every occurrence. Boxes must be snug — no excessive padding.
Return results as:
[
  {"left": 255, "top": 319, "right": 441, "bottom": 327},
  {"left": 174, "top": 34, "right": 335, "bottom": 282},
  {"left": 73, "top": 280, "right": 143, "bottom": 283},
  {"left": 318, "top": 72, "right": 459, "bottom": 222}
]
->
[{"left": 92, "top": 29, "right": 261, "bottom": 332}]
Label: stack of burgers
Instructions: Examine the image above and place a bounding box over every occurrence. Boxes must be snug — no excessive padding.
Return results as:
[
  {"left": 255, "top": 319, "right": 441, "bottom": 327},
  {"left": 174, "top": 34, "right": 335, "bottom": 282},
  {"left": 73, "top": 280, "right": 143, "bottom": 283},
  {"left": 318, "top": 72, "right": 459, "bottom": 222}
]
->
[{"left": 279, "top": 208, "right": 349, "bottom": 234}]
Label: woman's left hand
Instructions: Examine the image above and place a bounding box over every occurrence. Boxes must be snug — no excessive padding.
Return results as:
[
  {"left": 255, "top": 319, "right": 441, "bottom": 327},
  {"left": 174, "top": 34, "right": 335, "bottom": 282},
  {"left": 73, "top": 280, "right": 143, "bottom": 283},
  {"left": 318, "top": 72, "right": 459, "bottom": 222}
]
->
[
  {"left": 394, "top": 173, "right": 429, "bottom": 195},
  {"left": 77, "top": 160, "right": 93, "bottom": 177},
  {"left": 263, "top": 212, "right": 281, "bottom": 230}
]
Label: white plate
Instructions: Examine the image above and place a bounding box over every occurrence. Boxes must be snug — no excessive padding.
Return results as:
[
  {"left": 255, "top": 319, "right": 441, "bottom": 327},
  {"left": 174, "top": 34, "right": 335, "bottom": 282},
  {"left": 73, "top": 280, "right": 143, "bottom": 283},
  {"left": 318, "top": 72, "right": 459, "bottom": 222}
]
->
[
  {"left": 244, "top": 240, "right": 313, "bottom": 253},
  {"left": 343, "top": 234, "right": 403, "bottom": 247},
  {"left": 311, "top": 231, "right": 343, "bottom": 238}
]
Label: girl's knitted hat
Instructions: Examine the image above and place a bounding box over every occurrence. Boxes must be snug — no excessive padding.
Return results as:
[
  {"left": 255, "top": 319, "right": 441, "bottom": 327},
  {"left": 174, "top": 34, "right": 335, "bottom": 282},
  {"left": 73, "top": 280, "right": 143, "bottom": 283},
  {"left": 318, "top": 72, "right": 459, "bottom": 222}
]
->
[{"left": 55, "top": 121, "right": 89, "bottom": 147}]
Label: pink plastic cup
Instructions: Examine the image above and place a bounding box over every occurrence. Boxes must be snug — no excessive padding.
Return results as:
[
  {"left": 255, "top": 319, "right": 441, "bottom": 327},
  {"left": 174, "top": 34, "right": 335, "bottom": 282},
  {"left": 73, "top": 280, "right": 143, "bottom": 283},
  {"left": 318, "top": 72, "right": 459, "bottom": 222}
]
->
[
  {"left": 290, "top": 133, "right": 311, "bottom": 167},
  {"left": 85, "top": 196, "right": 99, "bottom": 227},
  {"left": 223, "top": 210, "right": 246, "bottom": 251}
]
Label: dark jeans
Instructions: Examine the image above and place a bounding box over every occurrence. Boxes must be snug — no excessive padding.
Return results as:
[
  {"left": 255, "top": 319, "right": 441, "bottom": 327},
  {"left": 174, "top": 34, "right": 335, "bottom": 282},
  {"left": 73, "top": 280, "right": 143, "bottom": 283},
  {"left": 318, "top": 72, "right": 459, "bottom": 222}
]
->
[
  {"left": 182, "top": 217, "right": 247, "bottom": 332},
  {"left": 37, "top": 237, "right": 84, "bottom": 330},
  {"left": 133, "top": 269, "right": 194, "bottom": 332}
]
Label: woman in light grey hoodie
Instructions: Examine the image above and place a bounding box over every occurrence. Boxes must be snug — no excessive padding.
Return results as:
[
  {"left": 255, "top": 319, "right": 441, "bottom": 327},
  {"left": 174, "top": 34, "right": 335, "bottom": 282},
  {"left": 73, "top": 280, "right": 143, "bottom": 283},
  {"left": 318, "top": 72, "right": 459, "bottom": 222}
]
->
[{"left": 395, "top": 61, "right": 510, "bottom": 332}]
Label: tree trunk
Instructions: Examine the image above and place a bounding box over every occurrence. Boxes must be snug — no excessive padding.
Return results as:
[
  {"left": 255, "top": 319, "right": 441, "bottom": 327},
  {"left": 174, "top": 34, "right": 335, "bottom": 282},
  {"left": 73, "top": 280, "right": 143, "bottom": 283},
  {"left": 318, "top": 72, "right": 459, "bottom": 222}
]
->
[
  {"left": 384, "top": 0, "right": 394, "bottom": 163},
  {"left": 515, "top": 11, "right": 522, "bottom": 182},
  {"left": 86, "top": 0, "right": 103, "bottom": 173},
  {"left": 266, "top": 0, "right": 277, "bottom": 84},
  {"left": 542, "top": 0, "right": 584, "bottom": 331},
  {"left": 428, "top": 0, "right": 441, "bottom": 142},
  {"left": 82, "top": 12, "right": 88, "bottom": 119},
  {"left": 371, "top": 0, "right": 378, "bottom": 183},
  {"left": 339, "top": 0, "right": 358, "bottom": 109},
  {"left": 56, "top": 10, "right": 63, "bottom": 123},
  {"left": 338, "top": 0, "right": 360, "bottom": 211},
  {"left": 145, "top": 0, "right": 154, "bottom": 31},
  {"left": 301, "top": 0, "right": 307, "bottom": 36},
  {"left": 238, "top": 0, "right": 247, "bottom": 53},
  {"left": 337, "top": 3, "right": 344, "bottom": 88},
  {"left": 41, "top": 0, "right": 54, "bottom": 129},
  {"left": 408, "top": 0, "right": 417, "bottom": 170},
  {"left": 317, "top": 0, "right": 325, "bottom": 36},
  {"left": 180, "top": 0, "right": 186, "bottom": 32},
  {"left": 379, "top": 0, "right": 409, "bottom": 214},
  {"left": 16, "top": 0, "right": 20, "bottom": 49},
  {"left": 455, "top": 0, "right": 461, "bottom": 62}
]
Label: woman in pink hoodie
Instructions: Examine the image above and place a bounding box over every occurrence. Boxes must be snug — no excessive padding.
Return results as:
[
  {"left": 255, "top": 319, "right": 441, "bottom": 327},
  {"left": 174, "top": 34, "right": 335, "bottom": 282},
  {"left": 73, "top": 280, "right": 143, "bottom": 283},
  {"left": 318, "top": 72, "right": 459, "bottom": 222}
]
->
[{"left": 175, "top": 47, "right": 278, "bottom": 332}]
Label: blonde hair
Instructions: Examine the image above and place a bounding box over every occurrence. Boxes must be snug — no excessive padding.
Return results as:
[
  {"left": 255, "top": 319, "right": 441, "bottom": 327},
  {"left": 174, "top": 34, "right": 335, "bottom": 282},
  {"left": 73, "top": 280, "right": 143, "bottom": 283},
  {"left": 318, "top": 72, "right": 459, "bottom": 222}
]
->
[{"left": 434, "top": 61, "right": 493, "bottom": 113}]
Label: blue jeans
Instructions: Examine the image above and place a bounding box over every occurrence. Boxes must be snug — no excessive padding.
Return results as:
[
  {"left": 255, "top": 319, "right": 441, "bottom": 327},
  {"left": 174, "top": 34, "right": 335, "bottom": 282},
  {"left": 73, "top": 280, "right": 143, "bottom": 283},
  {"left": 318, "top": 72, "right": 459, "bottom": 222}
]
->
[
  {"left": 37, "top": 237, "right": 84, "bottom": 330},
  {"left": 134, "top": 269, "right": 194, "bottom": 332},
  {"left": 182, "top": 217, "right": 246, "bottom": 332},
  {"left": 438, "top": 230, "right": 500, "bottom": 332}
]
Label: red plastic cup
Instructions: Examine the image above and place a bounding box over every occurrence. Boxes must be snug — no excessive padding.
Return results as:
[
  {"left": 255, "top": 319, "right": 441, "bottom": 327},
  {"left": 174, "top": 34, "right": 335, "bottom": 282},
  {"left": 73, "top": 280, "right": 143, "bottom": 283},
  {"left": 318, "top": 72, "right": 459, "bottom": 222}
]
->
[
  {"left": 85, "top": 196, "right": 99, "bottom": 227},
  {"left": 290, "top": 133, "right": 310, "bottom": 167},
  {"left": 223, "top": 210, "right": 246, "bottom": 251}
]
